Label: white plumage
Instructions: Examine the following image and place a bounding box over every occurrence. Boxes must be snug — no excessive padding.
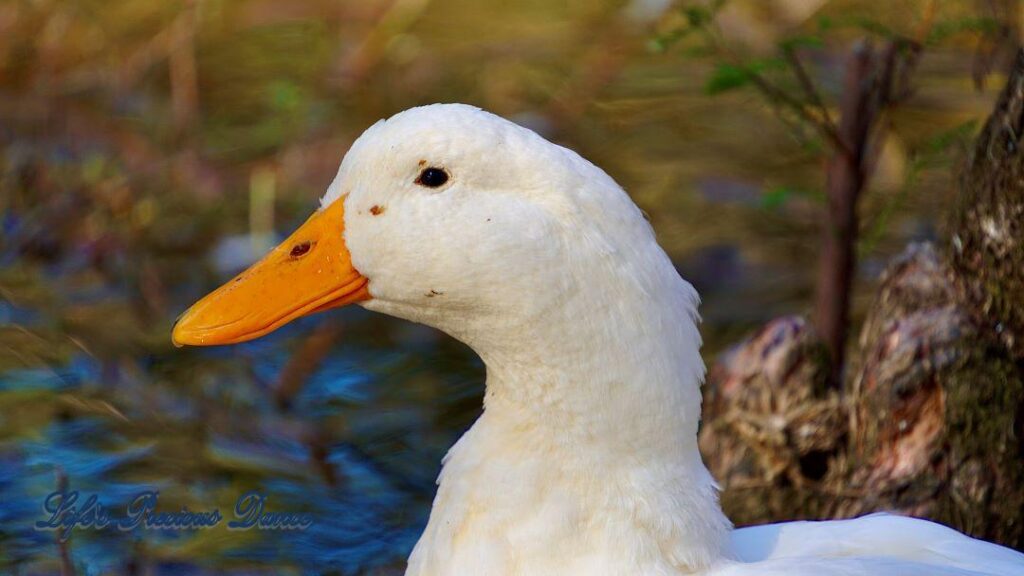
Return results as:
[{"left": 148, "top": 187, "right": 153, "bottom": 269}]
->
[{"left": 317, "top": 104, "right": 1024, "bottom": 576}]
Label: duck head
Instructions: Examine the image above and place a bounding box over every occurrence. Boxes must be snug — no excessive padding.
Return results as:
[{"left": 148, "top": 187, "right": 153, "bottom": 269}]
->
[
  {"left": 172, "top": 103, "right": 657, "bottom": 350},
  {"left": 173, "top": 104, "right": 734, "bottom": 573}
]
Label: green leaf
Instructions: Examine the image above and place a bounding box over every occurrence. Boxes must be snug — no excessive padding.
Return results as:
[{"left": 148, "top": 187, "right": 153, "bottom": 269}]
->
[
  {"left": 682, "top": 6, "right": 711, "bottom": 28},
  {"left": 704, "top": 58, "right": 785, "bottom": 95},
  {"left": 647, "top": 28, "right": 689, "bottom": 53},
  {"left": 779, "top": 35, "right": 824, "bottom": 52},
  {"left": 761, "top": 186, "right": 824, "bottom": 209},
  {"left": 852, "top": 17, "right": 895, "bottom": 38},
  {"left": 923, "top": 120, "right": 979, "bottom": 154},
  {"left": 682, "top": 44, "right": 717, "bottom": 58},
  {"left": 927, "top": 17, "right": 1000, "bottom": 45},
  {"left": 704, "top": 64, "right": 752, "bottom": 95},
  {"left": 268, "top": 80, "right": 302, "bottom": 112},
  {"left": 761, "top": 186, "right": 792, "bottom": 210}
]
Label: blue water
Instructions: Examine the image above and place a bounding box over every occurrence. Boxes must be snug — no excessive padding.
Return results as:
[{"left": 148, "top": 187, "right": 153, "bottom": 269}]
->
[{"left": 0, "top": 304, "right": 484, "bottom": 574}]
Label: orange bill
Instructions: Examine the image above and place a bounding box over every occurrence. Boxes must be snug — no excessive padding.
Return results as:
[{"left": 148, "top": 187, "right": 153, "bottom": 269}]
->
[{"left": 172, "top": 200, "right": 369, "bottom": 346}]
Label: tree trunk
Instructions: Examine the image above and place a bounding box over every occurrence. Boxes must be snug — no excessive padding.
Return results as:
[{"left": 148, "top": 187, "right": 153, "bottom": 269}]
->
[{"left": 815, "top": 43, "right": 873, "bottom": 388}]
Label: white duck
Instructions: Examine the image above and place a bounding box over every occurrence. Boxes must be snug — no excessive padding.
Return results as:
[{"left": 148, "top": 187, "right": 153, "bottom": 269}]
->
[{"left": 173, "top": 104, "right": 1024, "bottom": 576}]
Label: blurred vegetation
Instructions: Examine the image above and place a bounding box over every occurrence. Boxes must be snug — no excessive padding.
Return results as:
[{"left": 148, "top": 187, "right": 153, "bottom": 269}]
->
[{"left": 0, "top": 0, "right": 1017, "bottom": 573}]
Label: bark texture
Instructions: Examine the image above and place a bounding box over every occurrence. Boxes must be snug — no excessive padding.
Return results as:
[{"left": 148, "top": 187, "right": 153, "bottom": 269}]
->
[{"left": 952, "top": 50, "right": 1024, "bottom": 360}]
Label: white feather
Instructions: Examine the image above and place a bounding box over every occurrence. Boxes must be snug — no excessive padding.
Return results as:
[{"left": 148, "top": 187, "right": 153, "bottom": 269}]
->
[{"left": 320, "top": 103, "right": 1024, "bottom": 576}]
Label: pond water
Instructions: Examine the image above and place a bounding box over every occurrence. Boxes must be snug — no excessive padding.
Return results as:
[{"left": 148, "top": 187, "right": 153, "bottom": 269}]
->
[{"left": 1, "top": 302, "right": 479, "bottom": 574}]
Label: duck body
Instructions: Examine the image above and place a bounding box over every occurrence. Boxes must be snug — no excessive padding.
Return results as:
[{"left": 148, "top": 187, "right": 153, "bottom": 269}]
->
[
  {"left": 173, "top": 104, "right": 1024, "bottom": 576},
  {"left": 724, "top": 515, "right": 1024, "bottom": 576}
]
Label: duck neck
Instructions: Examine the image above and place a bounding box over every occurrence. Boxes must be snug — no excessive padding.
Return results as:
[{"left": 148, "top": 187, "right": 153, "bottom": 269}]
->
[
  {"left": 480, "top": 287, "right": 705, "bottom": 456},
  {"left": 458, "top": 262, "right": 733, "bottom": 570}
]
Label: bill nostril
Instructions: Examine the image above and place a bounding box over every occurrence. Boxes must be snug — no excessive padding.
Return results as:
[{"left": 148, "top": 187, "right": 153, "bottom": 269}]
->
[{"left": 290, "top": 241, "right": 312, "bottom": 258}]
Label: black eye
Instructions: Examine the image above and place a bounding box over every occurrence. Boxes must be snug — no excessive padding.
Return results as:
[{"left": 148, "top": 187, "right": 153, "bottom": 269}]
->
[{"left": 416, "top": 167, "right": 449, "bottom": 188}]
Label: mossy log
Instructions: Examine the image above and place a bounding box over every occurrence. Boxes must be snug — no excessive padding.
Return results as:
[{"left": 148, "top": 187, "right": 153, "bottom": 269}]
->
[
  {"left": 700, "top": 51, "right": 1024, "bottom": 550},
  {"left": 952, "top": 50, "right": 1024, "bottom": 360},
  {"left": 842, "top": 244, "right": 1023, "bottom": 546}
]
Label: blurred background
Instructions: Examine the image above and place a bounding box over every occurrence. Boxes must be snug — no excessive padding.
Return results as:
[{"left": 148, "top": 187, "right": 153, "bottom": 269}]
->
[{"left": 0, "top": 0, "right": 1017, "bottom": 573}]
